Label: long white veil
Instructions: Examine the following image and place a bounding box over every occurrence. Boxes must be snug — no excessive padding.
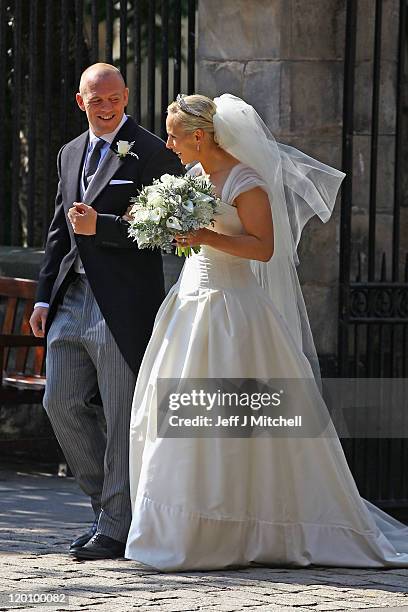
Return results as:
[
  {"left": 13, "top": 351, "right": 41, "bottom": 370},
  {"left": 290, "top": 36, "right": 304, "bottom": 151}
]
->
[{"left": 213, "top": 94, "right": 345, "bottom": 385}]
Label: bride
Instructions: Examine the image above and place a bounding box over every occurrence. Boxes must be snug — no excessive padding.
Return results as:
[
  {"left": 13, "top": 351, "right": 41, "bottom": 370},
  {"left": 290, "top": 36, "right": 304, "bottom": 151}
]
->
[{"left": 125, "top": 93, "right": 408, "bottom": 571}]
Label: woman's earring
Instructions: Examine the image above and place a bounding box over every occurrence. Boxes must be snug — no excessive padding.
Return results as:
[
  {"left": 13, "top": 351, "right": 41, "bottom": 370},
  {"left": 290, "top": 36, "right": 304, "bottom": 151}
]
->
[{"left": 196, "top": 143, "right": 200, "bottom": 152}]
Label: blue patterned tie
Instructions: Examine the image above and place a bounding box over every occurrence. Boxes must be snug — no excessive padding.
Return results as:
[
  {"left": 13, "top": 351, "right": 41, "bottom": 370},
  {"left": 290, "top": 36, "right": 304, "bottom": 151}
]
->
[{"left": 84, "top": 139, "right": 106, "bottom": 189}]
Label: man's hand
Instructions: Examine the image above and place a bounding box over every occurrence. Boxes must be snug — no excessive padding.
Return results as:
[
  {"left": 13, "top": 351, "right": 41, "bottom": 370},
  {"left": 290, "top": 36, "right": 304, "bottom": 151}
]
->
[
  {"left": 68, "top": 203, "right": 97, "bottom": 235},
  {"left": 29, "top": 306, "right": 49, "bottom": 338},
  {"left": 122, "top": 205, "right": 134, "bottom": 222}
]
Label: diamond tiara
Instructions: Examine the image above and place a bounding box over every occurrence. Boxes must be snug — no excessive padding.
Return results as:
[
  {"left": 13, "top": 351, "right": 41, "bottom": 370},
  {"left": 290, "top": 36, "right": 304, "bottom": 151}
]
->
[{"left": 176, "top": 94, "right": 202, "bottom": 117}]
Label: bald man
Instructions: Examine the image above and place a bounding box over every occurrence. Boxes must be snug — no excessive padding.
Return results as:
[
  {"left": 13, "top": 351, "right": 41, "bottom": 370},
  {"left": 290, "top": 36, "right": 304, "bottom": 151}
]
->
[{"left": 30, "top": 63, "right": 184, "bottom": 560}]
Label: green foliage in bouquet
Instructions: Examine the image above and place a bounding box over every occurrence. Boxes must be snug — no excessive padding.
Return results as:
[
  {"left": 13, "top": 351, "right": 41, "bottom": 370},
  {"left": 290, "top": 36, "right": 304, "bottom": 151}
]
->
[{"left": 127, "top": 173, "right": 219, "bottom": 257}]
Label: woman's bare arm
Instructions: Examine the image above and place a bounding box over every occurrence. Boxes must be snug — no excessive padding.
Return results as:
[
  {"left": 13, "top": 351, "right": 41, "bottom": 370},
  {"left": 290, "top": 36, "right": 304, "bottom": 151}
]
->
[{"left": 176, "top": 187, "right": 274, "bottom": 262}]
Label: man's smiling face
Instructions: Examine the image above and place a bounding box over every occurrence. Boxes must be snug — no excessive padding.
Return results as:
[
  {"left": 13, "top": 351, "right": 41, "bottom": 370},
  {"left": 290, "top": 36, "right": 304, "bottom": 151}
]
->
[{"left": 76, "top": 71, "right": 129, "bottom": 136}]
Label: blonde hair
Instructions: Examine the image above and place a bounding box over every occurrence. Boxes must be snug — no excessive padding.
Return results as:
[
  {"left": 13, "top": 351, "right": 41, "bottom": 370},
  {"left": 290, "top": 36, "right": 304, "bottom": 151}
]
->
[{"left": 167, "top": 94, "right": 218, "bottom": 141}]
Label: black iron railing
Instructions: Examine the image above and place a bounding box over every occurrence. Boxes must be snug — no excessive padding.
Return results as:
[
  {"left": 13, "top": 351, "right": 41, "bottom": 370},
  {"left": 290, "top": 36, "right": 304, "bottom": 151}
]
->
[
  {"left": 338, "top": 0, "right": 408, "bottom": 511},
  {"left": 339, "top": 0, "right": 408, "bottom": 376}
]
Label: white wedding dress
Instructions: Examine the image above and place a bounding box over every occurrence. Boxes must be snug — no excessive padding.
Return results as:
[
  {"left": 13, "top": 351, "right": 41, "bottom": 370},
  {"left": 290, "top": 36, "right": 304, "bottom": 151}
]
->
[{"left": 125, "top": 163, "right": 408, "bottom": 572}]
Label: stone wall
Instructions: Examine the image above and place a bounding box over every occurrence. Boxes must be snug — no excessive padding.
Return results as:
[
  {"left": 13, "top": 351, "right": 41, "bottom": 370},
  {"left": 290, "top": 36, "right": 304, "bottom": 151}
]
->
[{"left": 197, "top": 0, "right": 403, "bottom": 362}]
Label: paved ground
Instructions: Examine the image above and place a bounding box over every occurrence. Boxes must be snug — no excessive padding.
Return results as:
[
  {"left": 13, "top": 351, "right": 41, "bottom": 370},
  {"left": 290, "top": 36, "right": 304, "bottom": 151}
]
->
[{"left": 0, "top": 466, "right": 408, "bottom": 612}]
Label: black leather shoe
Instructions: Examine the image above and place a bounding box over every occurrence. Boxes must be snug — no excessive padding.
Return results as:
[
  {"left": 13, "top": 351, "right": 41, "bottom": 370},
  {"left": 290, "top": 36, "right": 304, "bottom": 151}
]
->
[
  {"left": 70, "top": 533, "right": 126, "bottom": 560},
  {"left": 69, "top": 517, "right": 99, "bottom": 552}
]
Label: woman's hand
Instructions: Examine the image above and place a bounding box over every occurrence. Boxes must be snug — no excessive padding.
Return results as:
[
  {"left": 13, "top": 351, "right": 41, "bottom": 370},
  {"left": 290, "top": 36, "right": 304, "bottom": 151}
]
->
[
  {"left": 174, "top": 228, "right": 214, "bottom": 247},
  {"left": 174, "top": 187, "right": 273, "bottom": 262}
]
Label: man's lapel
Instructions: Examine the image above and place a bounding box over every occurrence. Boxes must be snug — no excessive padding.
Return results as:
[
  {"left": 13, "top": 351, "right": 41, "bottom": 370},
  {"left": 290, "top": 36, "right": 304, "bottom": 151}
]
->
[
  {"left": 83, "top": 148, "right": 123, "bottom": 206},
  {"left": 66, "top": 133, "right": 88, "bottom": 209},
  {"left": 83, "top": 117, "right": 138, "bottom": 207}
]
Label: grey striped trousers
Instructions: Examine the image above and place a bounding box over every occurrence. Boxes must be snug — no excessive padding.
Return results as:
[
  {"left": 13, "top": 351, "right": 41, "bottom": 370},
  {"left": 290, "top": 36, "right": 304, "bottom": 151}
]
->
[{"left": 43, "top": 274, "right": 136, "bottom": 542}]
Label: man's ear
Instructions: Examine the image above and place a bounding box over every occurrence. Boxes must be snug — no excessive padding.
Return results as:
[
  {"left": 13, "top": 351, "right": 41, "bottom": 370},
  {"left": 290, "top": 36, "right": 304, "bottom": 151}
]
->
[
  {"left": 124, "top": 87, "right": 129, "bottom": 107},
  {"left": 76, "top": 92, "right": 86, "bottom": 112}
]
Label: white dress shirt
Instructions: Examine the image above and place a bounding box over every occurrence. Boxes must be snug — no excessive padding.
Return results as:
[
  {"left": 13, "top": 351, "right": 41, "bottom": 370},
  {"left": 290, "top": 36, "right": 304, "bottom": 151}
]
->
[{"left": 35, "top": 114, "right": 128, "bottom": 310}]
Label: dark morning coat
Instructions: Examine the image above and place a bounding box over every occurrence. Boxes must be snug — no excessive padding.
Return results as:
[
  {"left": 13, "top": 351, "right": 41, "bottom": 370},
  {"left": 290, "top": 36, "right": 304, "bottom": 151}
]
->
[{"left": 36, "top": 116, "right": 184, "bottom": 376}]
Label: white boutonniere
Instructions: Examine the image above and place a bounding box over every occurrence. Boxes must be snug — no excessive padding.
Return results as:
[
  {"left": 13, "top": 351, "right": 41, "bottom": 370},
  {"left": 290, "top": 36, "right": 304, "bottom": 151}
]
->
[{"left": 116, "top": 140, "right": 139, "bottom": 160}]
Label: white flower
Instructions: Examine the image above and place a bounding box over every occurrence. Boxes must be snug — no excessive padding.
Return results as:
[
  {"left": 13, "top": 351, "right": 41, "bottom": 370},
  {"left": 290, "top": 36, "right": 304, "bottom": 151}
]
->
[
  {"left": 169, "top": 194, "right": 182, "bottom": 206},
  {"left": 195, "top": 191, "right": 213, "bottom": 203},
  {"left": 115, "top": 140, "right": 139, "bottom": 159},
  {"left": 173, "top": 177, "right": 188, "bottom": 189},
  {"left": 144, "top": 185, "right": 159, "bottom": 194},
  {"left": 174, "top": 178, "right": 188, "bottom": 189},
  {"left": 117, "top": 140, "right": 131, "bottom": 155},
  {"left": 166, "top": 216, "right": 182, "bottom": 230},
  {"left": 160, "top": 174, "right": 187, "bottom": 189},
  {"left": 160, "top": 174, "right": 175, "bottom": 185},
  {"left": 136, "top": 230, "right": 150, "bottom": 247},
  {"left": 133, "top": 208, "right": 150, "bottom": 223},
  {"left": 182, "top": 199, "right": 194, "bottom": 213},
  {"left": 148, "top": 208, "right": 162, "bottom": 222},
  {"left": 148, "top": 194, "right": 166, "bottom": 209}
]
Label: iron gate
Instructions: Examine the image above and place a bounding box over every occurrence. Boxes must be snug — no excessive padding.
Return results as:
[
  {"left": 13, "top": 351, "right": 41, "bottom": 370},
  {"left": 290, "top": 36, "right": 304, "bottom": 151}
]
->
[{"left": 338, "top": 0, "right": 408, "bottom": 512}]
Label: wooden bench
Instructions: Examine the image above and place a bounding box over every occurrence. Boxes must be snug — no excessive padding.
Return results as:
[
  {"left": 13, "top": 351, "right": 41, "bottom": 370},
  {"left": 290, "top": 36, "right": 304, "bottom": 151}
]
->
[
  {"left": 0, "top": 276, "right": 45, "bottom": 403},
  {"left": 0, "top": 276, "right": 71, "bottom": 473}
]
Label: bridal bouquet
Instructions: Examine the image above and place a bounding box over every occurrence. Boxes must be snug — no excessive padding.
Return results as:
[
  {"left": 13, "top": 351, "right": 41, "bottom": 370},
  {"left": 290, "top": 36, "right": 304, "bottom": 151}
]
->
[{"left": 127, "top": 173, "right": 219, "bottom": 257}]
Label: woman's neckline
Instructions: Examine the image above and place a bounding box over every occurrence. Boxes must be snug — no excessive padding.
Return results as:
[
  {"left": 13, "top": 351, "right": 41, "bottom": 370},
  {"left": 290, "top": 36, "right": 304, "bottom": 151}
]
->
[{"left": 195, "top": 162, "right": 245, "bottom": 200}]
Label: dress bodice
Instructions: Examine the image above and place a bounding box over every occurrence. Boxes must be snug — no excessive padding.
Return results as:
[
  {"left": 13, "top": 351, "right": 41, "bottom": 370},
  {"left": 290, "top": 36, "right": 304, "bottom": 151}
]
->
[
  {"left": 178, "top": 163, "right": 266, "bottom": 294},
  {"left": 188, "top": 162, "right": 266, "bottom": 236}
]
